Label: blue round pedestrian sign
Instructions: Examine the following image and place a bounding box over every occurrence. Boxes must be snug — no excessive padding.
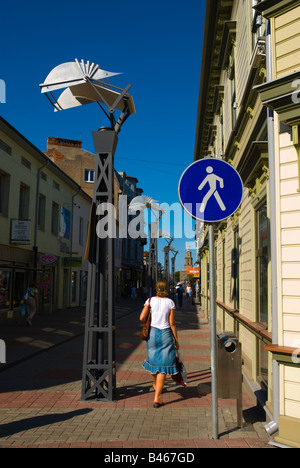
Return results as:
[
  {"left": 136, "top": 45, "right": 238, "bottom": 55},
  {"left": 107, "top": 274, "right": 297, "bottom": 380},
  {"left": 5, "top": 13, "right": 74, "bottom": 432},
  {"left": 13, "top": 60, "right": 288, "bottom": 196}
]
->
[{"left": 178, "top": 158, "right": 243, "bottom": 222}]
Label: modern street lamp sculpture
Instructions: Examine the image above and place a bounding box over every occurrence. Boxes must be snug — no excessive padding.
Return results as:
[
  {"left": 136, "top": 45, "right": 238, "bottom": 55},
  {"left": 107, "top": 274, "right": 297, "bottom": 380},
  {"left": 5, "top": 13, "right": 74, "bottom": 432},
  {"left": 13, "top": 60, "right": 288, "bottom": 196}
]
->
[
  {"left": 162, "top": 237, "right": 174, "bottom": 282},
  {"left": 128, "top": 196, "right": 167, "bottom": 292},
  {"left": 40, "top": 59, "right": 135, "bottom": 401},
  {"left": 171, "top": 250, "right": 178, "bottom": 283}
]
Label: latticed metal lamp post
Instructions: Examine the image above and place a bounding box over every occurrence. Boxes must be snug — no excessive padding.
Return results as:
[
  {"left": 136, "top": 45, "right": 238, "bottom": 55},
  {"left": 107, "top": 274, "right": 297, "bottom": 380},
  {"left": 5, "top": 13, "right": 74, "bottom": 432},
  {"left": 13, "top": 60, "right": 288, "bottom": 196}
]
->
[{"left": 40, "top": 59, "right": 135, "bottom": 401}]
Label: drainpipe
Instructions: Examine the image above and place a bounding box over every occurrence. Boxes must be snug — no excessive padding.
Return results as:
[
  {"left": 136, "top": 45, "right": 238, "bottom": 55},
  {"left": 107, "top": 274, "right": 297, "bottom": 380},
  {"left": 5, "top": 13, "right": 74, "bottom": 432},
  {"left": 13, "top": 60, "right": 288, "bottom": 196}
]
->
[
  {"left": 264, "top": 19, "right": 280, "bottom": 436},
  {"left": 69, "top": 188, "right": 81, "bottom": 307}
]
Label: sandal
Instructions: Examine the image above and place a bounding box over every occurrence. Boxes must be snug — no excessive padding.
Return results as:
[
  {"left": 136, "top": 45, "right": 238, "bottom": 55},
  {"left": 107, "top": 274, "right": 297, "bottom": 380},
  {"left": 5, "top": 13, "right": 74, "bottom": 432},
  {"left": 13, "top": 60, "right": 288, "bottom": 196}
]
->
[{"left": 153, "top": 401, "right": 163, "bottom": 408}]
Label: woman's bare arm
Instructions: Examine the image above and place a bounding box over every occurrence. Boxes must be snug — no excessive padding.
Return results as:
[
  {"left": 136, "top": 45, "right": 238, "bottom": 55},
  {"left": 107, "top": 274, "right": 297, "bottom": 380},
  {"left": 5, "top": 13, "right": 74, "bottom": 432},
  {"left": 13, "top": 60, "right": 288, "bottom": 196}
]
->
[
  {"left": 140, "top": 304, "right": 150, "bottom": 323},
  {"left": 169, "top": 309, "right": 179, "bottom": 349}
]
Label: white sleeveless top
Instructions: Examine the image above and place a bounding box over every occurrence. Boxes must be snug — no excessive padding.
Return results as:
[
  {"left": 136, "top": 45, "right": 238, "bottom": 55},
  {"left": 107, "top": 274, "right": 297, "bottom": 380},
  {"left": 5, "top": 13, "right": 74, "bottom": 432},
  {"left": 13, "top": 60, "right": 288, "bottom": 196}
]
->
[{"left": 145, "top": 297, "right": 176, "bottom": 330}]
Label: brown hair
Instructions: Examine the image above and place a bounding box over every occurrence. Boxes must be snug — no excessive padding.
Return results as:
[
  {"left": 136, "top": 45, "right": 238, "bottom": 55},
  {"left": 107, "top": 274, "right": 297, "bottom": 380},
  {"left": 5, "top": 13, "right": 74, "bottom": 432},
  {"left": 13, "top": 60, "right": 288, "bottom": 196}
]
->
[{"left": 156, "top": 280, "right": 169, "bottom": 298}]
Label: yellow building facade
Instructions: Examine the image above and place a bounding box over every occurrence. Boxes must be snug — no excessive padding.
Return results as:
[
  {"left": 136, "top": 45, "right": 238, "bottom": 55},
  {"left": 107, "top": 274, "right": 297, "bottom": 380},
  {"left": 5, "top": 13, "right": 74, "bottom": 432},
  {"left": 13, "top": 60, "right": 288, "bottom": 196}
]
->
[
  {"left": 195, "top": 0, "right": 300, "bottom": 447},
  {"left": 254, "top": 0, "right": 300, "bottom": 449}
]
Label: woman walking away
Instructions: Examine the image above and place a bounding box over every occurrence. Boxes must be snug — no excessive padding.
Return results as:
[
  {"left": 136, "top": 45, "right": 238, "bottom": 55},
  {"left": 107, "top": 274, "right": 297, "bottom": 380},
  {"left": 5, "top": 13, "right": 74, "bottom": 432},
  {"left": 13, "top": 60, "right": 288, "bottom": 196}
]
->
[
  {"left": 140, "top": 280, "right": 180, "bottom": 408},
  {"left": 25, "top": 282, "right": 38, "bottom": 326}
]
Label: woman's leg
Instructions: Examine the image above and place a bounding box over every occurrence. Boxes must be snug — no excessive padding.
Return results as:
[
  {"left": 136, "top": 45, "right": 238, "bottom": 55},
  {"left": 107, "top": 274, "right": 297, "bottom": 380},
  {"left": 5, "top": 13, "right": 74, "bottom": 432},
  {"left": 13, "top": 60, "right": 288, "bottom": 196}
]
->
[
  {"left": 152, "top": 374, "right": 157, "bottom": 390},
  {"left": 154, "top": 373, "right": 166, "bottom": 404}
]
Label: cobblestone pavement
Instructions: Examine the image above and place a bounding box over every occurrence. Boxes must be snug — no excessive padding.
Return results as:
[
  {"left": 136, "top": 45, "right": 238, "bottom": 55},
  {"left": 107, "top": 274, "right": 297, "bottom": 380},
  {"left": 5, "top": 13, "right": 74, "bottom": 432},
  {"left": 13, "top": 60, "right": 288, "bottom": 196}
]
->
[{"left": 0, "top": 298, "right": 274, "bottom": 448}]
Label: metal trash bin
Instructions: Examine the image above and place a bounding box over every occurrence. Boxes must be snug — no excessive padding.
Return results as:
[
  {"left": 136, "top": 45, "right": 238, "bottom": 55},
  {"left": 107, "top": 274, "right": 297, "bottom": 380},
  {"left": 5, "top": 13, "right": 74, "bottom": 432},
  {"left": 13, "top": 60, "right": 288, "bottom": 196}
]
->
[{"left": 217, "top": 332, "right": 243, "bottom": 427}]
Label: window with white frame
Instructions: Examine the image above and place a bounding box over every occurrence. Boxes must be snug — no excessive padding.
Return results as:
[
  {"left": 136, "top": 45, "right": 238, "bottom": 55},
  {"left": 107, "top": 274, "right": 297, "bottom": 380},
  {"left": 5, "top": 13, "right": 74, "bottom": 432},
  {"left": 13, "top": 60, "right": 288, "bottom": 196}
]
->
[{"left": 84, "top": 169, "right": 95, "bottom": 183}]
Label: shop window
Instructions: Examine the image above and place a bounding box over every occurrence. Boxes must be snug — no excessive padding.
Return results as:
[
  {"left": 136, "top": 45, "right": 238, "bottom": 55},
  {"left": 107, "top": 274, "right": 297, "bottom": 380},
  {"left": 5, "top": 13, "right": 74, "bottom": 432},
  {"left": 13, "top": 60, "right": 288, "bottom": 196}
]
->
[
  {"left": 19, "top": 183, "right": 30, "bottom": 220},
  {"left": 71, "top": 271, "right": 77, "bottom": 303},
  {"left": 14, "top": 271, "right": 26, "bottom": 306},
  {"left": 0, "top": 270, "right": 10, "bottom": 309},
  {"left": 0, "top": 170, "right": 10, "bottom": 216},
  {"left": 80, "top": 271, "right": 88, "bottom": 306}
]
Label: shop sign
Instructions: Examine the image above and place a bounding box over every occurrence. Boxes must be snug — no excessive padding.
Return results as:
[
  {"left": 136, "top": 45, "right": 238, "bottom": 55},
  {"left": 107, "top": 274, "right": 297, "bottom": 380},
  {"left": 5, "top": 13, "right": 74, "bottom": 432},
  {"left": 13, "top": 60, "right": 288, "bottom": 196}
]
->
[
  {"left": 64, "top": 257, "right": 82, "bottom": 268},
  {"left": 10, "top": 219, "right": 31, "bottom": 244},
  {"left": 187, "top": 267, "right": 200, "bottom": 277},
  {"left": 59, "top": 207, "right": 71, "bottom": 239},
  {"left": 59, "top": 240, "right": 70, "bottom": 253},
  {"left": 40, "top": 254, "right": 57, "bottom": 265}
]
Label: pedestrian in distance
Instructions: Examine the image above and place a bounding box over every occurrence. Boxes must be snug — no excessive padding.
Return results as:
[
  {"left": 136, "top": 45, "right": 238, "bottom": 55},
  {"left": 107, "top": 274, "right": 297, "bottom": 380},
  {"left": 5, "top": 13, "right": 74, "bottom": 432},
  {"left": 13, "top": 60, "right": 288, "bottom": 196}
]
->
[
  {"left": 24, "top": 282, "right": 38, "bottom": 326},
  {"left": 140, "top": 279, "right": 179, "bottom": 408},
  {"left": 131, "top": 285, "right": 136, "bottom": 299},
  {"left": 186, "top": 283, "right": 192, "bottom": 302},
  {"left": 176, "top": 284, "right": 184, "bottom": 308}
]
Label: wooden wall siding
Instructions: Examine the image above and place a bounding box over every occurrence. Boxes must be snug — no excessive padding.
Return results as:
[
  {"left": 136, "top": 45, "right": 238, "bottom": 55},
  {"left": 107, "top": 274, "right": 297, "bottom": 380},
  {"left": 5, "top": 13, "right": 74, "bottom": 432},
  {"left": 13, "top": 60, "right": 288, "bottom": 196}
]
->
[
  {"left": 238, "top": 191, "right": 255, "bottom": 377},
  {"left": 215, "top": 232, "right": 224, "bottom": 301},
  {"left": 239, "top": 191, "right": 253, "bottom": 320},
  {"left": 274, "top": 6, "right": 300, "bottom": 78},
  {"left": 284, "top": 366, "right": 300, "bottom": 418},
  {"left": 279, "top": 130, "right": 300, "bottom": 419},
  {"left": 240, "top": 181, "right": 255, "bottom": 377},
  {"left": 279, "top": 131, "right": 300, "bottom": 347}
]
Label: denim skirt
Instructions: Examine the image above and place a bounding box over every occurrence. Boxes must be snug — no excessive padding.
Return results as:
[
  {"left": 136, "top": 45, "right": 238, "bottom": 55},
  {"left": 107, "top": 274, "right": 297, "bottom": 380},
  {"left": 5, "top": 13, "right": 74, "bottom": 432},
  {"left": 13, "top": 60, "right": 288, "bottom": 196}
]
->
[{"left": 142, "top": 327, "right": 178, "bottom": 375}]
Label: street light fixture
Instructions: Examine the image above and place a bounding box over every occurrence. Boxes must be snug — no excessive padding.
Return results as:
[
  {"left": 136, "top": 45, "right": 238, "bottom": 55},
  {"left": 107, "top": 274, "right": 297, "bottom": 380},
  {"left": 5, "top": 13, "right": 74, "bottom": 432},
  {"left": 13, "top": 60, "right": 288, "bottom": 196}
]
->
[
  {"left": 171, "top": 250, "right": 178, "bottom": 281},
  {"left": 40, "top": 59, "right": 135, "bottom": 402},
  {"left": 128, "top": 196, "right": 166, "bottom": 292},
  {"left": 162, "top": 237, "right": 174, "bottom": 282}
]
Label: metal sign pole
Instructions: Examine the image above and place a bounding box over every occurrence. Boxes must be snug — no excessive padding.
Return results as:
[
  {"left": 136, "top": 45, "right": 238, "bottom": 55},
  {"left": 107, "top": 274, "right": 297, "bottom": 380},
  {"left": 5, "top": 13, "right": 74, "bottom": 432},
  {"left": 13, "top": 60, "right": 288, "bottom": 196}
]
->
[
  {"left": 209, "top": 223, "right": 218, "bottom": 439},
  {"left": 178, "top": 158, "right": 244, "bottom": 442}
]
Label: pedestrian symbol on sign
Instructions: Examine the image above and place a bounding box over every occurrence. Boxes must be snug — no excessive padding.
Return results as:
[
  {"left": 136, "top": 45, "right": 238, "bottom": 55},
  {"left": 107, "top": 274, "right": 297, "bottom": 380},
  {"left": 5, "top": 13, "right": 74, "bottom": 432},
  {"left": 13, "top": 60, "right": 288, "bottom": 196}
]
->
[
  {"left": 178, "top": 158, "right": 243, "bottom": 223},
  {"left": 198, "top": 166, "right": 226, "bottom": 213}
]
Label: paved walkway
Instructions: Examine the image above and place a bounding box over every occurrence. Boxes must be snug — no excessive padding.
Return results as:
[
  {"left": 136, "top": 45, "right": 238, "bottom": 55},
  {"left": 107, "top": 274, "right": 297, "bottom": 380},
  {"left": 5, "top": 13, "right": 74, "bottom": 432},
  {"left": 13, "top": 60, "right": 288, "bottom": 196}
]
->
[{"left": 0, "top": 298, "right": 273, "bottom": 448}]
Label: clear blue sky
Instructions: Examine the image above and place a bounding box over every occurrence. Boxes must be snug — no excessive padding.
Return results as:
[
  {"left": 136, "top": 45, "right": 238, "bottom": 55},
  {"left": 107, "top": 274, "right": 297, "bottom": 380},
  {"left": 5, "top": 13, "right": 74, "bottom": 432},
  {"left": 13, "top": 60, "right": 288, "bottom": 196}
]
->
[{"left": 0, "top": 0, "right": 206, "bottom": 271}]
